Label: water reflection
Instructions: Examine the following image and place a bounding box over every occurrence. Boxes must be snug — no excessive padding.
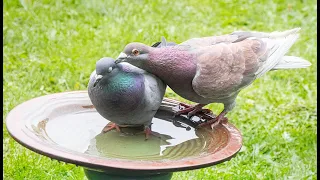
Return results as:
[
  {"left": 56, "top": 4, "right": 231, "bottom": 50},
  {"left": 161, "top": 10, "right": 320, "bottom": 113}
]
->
[{"left": 44, "top": 109, "right": 227, "bottom": 161}]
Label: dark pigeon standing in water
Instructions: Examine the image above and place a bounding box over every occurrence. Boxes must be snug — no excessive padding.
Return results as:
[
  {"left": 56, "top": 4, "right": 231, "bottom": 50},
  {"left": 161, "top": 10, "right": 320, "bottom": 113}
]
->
[
  {"left": 88, "top": 57, "right": 166, "bottom": 139},
  {"left": 115, "top": 28, "right": 311, "bottom": 128},
  {"left": 88, "top": 41, "right": 175, "bottom": 139}
]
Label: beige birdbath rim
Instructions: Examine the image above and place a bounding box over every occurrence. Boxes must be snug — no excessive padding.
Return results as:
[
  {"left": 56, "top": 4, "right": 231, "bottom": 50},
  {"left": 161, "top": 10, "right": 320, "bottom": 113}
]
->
[{"left": 6, "top": 91, "right": 242, "bottom": 180}]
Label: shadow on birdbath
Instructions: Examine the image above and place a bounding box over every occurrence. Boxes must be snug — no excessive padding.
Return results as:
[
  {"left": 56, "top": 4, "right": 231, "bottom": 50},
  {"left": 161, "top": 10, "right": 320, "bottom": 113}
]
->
[{"left": 6, "top": 91, "right": 242, "bottom": 180}]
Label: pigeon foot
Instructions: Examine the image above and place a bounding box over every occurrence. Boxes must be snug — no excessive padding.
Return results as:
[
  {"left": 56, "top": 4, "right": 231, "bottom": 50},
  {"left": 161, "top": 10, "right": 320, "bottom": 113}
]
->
[
  {"left": 174, "top": 103, "right": 210, "bottom": 118},
  {"left": 144, "top": 126, "right": 152, "bottom": 140},
  {"left": 135, "top": 125, "right": 154, "bottom": 140},
  {"left": 102, "top": 122, "right": 121, "bottom": 133},
  {"left": 196, "top": 112, "right": 228, "bottom": 129}
]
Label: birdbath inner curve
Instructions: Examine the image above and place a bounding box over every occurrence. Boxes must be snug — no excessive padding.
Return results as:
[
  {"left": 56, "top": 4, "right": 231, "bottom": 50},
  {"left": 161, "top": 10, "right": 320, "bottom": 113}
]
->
[{"left": 6, "top": 91, "right": 242, "bottom": 180}]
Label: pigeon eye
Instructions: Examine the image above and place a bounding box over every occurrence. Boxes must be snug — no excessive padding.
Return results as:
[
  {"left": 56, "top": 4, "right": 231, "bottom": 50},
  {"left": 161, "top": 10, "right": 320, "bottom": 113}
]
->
[
  {"left": 107, "top": 67, "right": 113, "bottom": 73},
  {"left": 132, "top": 49, "right": 140, "bottom": 56}
]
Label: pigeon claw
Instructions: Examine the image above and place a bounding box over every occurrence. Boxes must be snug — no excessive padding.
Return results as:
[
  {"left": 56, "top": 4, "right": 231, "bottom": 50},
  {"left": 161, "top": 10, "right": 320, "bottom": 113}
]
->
[
  {"left": 196, "top": 112, "right": 228, "bottom": 129},
  {"left": 174, "top": 106, "right": 196, "bottom": 117},
  {"left": 187, "top": 108, "right": 212, "bottom": 119},
  {"left": 210, "top": 116, "right": 228, "bottom": 129},
  {"left": 102, "top": 122, "right": 121, "bottom": 133},
  {"left": 173, "top": 103, "right": 209, "bottom": 119}
]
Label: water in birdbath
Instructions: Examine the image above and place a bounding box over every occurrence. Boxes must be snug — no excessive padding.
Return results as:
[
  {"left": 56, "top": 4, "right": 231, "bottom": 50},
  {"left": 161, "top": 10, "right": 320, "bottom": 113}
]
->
[{"left": 38, "top": 108, "right": 228, "bottom": 162}]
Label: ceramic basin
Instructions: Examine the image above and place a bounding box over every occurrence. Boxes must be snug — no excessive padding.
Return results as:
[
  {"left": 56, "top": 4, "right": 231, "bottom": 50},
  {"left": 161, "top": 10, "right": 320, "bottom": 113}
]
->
[{"left": 6, "top": 91, "right": 242, "bottom": 180}]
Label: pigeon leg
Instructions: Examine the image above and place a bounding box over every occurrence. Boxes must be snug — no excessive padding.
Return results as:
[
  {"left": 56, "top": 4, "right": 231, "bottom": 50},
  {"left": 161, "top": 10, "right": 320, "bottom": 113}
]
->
[
  {"left": 174, "top": 103, "right": 210, "bottom": 118},
  {"left": 144, "top": 126, "right": 152, "bottom": 140},
  {"left": 137, "top": 126, "right": 154, "bottom": 140},
  {"left": 102, "top": 122, "right": 121, "bottom": 133}
]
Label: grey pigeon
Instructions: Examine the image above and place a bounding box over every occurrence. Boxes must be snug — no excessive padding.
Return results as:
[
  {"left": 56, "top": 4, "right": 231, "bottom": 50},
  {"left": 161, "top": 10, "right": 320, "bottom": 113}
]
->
[
  {"left": 88, "top": 57, "right": 166, "bottom": 139},
  {"left": 115, "top": 28, "right": 311, "bottom": 128}
]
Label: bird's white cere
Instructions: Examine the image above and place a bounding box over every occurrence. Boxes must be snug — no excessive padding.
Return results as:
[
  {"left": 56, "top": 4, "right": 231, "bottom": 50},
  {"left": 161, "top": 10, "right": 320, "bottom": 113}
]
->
[{"left": 107, "top": 67, "right": 113, "bottom": 73}]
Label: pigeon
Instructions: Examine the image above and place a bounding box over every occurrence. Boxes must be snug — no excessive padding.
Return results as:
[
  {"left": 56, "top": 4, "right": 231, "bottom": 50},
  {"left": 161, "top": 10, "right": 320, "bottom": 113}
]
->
[
  {"left": 88, "top": 57, "right": 167, "bottom": 139},
  {"left": 115, "top": 28, "right": 311, "bottom": 128}
]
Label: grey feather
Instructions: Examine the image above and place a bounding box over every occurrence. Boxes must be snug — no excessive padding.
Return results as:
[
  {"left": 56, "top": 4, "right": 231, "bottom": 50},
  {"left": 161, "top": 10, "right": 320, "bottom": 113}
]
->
[
  {"left": 272, "top": 56, "right": 311, "bottom": 70},
  {"left": 151, "top": 37, "right": 177, "bottom": 47},
  {"left": 254, "top": 31, "right": 301, "bottom": 78}
]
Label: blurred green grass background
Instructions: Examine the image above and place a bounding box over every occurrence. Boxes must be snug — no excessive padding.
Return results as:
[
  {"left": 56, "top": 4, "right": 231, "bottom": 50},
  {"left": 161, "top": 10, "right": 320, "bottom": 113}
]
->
[{"left": 3, "top": 0, "right": 316, "bottom": 179}]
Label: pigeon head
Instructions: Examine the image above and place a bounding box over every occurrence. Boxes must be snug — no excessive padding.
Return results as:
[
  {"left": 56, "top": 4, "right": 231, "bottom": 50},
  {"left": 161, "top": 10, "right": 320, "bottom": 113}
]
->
[
  {"left": 93, "top": 57, "right": 118, "bottom": 87},
  {"left": 115, "top": 37, "right": 175, "bottom": 65},
  {"left": 115, "top": 42, "right": 153, "bottom": 66}
]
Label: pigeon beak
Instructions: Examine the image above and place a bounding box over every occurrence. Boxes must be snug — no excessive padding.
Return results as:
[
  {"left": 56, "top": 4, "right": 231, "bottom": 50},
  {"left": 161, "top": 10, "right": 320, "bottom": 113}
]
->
[
  {"left": 93, "top": 74, "right": 103, "bottom": 87},
  {"left": 115, "top": 52, "right": 128, "bottom": 64}
]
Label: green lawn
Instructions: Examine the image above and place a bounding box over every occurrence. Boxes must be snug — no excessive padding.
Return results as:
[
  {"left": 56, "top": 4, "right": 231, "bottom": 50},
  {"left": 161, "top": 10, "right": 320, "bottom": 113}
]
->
[{"left": 3, "top": 0, "right": 317, "bottom": 179}]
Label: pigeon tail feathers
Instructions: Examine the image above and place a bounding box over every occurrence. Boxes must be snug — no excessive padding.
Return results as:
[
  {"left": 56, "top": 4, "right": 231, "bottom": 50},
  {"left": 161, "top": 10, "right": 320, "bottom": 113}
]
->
[
  {"left": 272, "top": 56, "right": 311, "bottom": 70},
  {"left": 254, "top": 28, "right": 302, "bottom": 78}
]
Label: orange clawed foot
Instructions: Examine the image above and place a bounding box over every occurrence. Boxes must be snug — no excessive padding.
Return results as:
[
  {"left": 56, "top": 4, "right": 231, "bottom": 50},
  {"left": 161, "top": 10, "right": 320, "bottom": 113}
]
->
[{"left": 102, "top": 122, "right": 121, "bottom": 133}]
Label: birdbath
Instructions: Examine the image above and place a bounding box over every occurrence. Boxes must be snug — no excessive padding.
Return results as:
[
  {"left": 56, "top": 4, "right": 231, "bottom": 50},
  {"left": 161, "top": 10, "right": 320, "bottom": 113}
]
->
[{"left": 6, "top": 91, "right": 242, "bottom": 180}]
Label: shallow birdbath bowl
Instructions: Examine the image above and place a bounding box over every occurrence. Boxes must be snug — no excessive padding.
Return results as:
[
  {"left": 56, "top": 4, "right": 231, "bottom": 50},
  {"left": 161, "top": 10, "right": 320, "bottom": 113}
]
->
[{"left": 6, "top": 91, "right": 242, "bottom": 180}]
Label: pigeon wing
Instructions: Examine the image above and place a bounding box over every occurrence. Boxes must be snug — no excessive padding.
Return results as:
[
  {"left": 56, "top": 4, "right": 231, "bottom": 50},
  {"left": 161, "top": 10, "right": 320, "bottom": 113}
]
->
[{"left": 191, "top": 39, "right": 267, "bottom": 99}]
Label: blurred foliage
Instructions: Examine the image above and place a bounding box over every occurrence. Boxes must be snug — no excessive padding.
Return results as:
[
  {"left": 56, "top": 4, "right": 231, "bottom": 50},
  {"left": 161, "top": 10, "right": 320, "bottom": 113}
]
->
[{"left": 3, "top": 0, "right": 316, "bottom": 179}]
